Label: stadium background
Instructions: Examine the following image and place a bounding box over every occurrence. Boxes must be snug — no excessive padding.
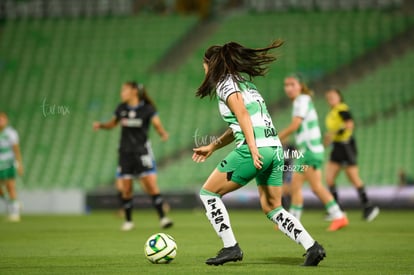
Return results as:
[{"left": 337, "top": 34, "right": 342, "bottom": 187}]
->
[{"left": 0, "top": 0, "right": 413, "bottom": 213}]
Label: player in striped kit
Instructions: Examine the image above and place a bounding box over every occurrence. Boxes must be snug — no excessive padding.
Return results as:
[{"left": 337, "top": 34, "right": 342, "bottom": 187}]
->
[
  {"left": 0, "top": 112, "right": 24, "bottom": 222},
  {"left": 278, "top": 75, "right": 348, "bottom": 231},
  {"left": 193, "top": 41, "right": 326, "bottom": 266}
]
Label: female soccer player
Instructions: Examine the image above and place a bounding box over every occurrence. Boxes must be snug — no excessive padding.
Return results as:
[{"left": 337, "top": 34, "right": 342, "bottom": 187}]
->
[
  {"left": 193, "top": 41, "right": 326, "bottom": 266},
  {"left": 93, "top": 82, "right": 173, "bottom": 231},
  {"left": 278, "top": 75, "right": 348, "bottom": 231},
  {"left": 324, "top": 88, "right": 379, "bottom": 221},
  {"left": 0, "top": 112, "right": 24, "bottom": 222}
]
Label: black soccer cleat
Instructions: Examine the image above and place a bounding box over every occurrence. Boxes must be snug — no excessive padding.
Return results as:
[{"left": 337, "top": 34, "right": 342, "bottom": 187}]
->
[
  {"left": 302, "top": 241, "right": 326, "bottom": 266},
  {"left": 363, "top": 205, "right": 380, "bottom": 222},
  {"left": 160, "top": 217, "right": 174, "bottom": 229},
  {"left": 205, "top": 243, "right": 243, "bottom": 266}
]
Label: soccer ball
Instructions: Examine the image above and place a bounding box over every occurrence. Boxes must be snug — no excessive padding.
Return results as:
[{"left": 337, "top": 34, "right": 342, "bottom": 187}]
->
[{"left": 144, "top": 233, "right": 177, "bottom": 264}]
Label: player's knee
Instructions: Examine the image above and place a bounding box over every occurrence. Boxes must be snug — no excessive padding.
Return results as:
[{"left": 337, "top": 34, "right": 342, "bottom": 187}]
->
[
  {"left": 326, "top": 180, "right": 333, "bottom": 187},
  {"left": 260, "top": 197, "right": 281, "bottom": 214},
  {"left": 326, "top": 176, "right": 335, "bottom": 186},
  {"left": 122, "top": 188, "right": 133, "bottom": 198},
  {"left": 145, "top": 184, "right": 159, "bottom": 195}
]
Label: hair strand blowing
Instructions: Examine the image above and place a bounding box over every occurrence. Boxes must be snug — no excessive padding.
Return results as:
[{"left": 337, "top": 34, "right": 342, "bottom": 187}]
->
[{"left": 197, "top": 40, "right": 284, "bottom": 98}]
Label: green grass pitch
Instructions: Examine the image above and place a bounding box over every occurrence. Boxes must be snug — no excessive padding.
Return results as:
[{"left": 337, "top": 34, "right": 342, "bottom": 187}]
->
[{"left": 1, "top": 209, "right": 413, "bottom": 275}]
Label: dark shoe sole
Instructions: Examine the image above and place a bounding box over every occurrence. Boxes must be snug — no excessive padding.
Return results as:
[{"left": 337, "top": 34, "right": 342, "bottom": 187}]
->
[
  {"left": 161, "top": 222, "right": 173, "bottom": 229},
  {"left": 302, "top": 242, "right": 326, "bottom": 266},
  {"left": 206, "top": 255, "right": 243, "bottom": 266},
  {"left": 302, "top": 251, "right": 326, "bottom": 266}
]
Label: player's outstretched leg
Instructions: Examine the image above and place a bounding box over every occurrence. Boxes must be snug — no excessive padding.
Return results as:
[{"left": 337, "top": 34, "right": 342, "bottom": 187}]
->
[
  {"left": 200, "top": 188, "right": 243, "bottom": 265},
  {"left": 267, "top": 207, "right": 326, "bottom": 266},
  {"left": 259, "top": 174, "right": 326, "bottom": 266}
]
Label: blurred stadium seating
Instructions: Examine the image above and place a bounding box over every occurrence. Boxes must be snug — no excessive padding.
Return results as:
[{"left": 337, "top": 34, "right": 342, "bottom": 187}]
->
[
  {"left": 0, "top": 8, "right": 413, "bottom": 191},
  {"left": 157, "top": 11, "right": 414, "bottom": 190},
  {"left": 312, "top": 50, "right": 414, "bottom": 185},
  {"left": 0, "top": 15, "right": 197, "bottom": 189}
]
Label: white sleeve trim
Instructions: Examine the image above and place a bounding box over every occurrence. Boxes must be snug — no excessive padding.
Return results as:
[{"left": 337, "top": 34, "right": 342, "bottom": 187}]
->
[{"left": 216, "top": 75, "right": 240, "bottom": 102}]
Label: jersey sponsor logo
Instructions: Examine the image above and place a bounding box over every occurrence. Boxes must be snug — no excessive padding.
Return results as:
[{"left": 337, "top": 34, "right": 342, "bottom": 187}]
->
[
  {"left": 218, "top": 77, "right": 238, "bottom": 100},
  {"left": 128, "top": 110, "right": 136, "bottom": 118},
  {"left": 264, "top": 127, "right": 277, "bottom": 138},
  {"left": 207, "top": 198, "right": 230, "bottom": 232},
  {"left": 264, "top": 117, "right": 272, "bottom": 128},
  {"left": 220, "top": 83, "right": 236, "bottom": 100},
  {"left": 121, "top": 118, "right": 143, "bottom": 127},
  {"left": 248, "top": 89, "right": 263, "bottom": 100},
  {"left": 222, "top": 83, "right": 233, "bottom": 93}
]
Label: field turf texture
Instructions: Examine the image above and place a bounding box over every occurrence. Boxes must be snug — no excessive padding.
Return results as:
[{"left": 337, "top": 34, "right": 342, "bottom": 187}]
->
[{"left": 1, "top": 210, "right": 413, "bottom": 275}]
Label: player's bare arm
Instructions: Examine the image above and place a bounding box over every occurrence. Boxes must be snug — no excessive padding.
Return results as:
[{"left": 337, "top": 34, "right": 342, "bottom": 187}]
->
[
  {"left": 151, "top": 115, "right": 169, "bottom": 141},
  {"left": 278, "top": 116, "right": 302, "bottom": 140},
  {"left": 12, "top": 144, "right": 23, "bottom": 176},
  {"left": 192, "top": 128, "right": 234, "bottom": 163},
  {"left": 323, "top": 132, "right": 334, "bottom": 147},
  {"left": 226, "top": 92, "right": 263, "bottom": 169},
  {"left": 93, "top": 117, "right": 118, "bottom": 131}
]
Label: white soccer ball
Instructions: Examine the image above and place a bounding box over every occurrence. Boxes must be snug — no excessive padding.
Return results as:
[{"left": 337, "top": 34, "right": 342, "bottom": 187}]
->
[{"left": 144, "top": 233, "right": 177, "bottom": 264}]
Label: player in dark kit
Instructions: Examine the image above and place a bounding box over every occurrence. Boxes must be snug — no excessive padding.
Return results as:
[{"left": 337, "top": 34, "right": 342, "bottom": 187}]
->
[{"left": 93, "top": 82, "right": 173, "bottom": 231}]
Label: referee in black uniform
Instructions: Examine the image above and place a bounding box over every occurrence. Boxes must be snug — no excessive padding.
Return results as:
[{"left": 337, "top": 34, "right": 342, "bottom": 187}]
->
[{"left": 94, "top": 81, "right": 173, "bottom": 231}]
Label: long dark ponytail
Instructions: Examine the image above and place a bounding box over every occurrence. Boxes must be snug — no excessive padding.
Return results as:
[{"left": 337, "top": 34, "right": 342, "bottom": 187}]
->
[
  {"left": 125, "top": 81, "right": 156, "bottom": 110},
  {"left": 196, "top": 40, "right": 283, "bottom": 98}
]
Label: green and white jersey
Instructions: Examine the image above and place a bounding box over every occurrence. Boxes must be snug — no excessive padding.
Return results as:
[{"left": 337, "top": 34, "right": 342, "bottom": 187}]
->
[
  {"left": 0, "top": 127, "right": 19, "bottom": 170},
  {"left": 216, "top": 75, "right": 281, "bottom": 148},
  {"left": 292, "top": 94, "right": 324, "bottom": 154}
]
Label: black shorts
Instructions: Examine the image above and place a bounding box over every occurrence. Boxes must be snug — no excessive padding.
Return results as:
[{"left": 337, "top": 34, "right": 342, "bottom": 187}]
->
[
  {"left": 330, "top": 138, "right": 357, "bottom": 166},
  {"left": 118, "top": 150, "right": 155, "bottom": 179}
]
